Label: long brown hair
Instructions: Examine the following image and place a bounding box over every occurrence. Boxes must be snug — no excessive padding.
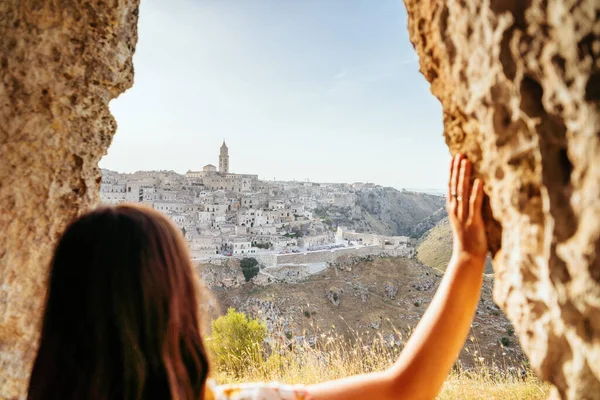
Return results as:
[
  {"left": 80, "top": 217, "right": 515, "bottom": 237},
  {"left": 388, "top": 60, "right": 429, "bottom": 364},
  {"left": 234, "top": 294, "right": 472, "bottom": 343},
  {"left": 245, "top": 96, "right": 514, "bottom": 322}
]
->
[{"left": 28, "top": 205, "right": 210, "bottom": 400}]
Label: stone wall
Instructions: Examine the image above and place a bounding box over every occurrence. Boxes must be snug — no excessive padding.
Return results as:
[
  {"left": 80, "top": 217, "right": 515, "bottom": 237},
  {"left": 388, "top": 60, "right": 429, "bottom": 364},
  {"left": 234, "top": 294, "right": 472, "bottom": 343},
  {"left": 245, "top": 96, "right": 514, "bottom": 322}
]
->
[
  {"left": 403, "top": 0, "right": 599, "bottom": 398},
  {"left": 276, "top": 246, "right": 412, "bottom": 265},
  {"left": 0, "top": 1, "right": 140, "bottom": 398},
  {"left": 193, "top": 247, "right": 412, "bottom": 268}
]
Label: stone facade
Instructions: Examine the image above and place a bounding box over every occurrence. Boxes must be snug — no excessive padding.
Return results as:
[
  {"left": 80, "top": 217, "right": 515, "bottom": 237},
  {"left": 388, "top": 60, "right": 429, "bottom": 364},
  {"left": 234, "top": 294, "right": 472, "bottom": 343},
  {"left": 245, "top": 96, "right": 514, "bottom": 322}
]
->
[
  {"left": 403, "top": 0, "right": 599, "bottom": 398},
  {"left": 0, "top": 1, "right": 140, "bottom": 398}
]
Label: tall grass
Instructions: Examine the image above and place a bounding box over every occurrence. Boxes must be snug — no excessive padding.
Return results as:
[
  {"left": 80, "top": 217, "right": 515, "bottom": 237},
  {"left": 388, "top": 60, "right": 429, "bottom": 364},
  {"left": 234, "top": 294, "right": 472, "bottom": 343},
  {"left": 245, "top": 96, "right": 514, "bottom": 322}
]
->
[{"left": 210, "top": 318, "right": 551, "bottom": 399}]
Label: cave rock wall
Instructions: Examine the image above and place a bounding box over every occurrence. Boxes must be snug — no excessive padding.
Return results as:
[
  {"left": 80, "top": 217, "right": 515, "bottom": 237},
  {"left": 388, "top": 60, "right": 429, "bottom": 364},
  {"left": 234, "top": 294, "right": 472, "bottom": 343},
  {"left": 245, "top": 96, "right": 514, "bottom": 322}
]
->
[
  {"left": 403, "top": 0, "right": 599, "bottom": 398},
  {"left": 0, "top": 1, "right": 140, "bottom": 398}
]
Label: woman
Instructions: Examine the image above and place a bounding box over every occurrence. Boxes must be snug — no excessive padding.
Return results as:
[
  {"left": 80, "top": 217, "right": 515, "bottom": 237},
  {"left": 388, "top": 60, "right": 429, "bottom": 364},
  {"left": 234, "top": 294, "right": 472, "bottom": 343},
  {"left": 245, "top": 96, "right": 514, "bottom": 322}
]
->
[{"left": 28, "top": 154, "right": 487, "bottom": 400}]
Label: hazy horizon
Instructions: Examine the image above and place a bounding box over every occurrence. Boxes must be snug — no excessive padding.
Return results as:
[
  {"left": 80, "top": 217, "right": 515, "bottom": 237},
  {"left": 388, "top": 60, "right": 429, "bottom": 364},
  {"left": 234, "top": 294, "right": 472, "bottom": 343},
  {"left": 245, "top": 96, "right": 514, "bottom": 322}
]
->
[{"left": 100, "top": 0, "right": 448, "bottom": 191}]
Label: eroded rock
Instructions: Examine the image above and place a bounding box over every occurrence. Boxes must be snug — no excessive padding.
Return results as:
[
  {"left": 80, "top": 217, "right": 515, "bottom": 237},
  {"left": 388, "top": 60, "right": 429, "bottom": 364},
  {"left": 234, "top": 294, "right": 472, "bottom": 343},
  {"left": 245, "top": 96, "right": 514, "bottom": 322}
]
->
[
  {"left": 403, "top": 0, "right": 600, "bottom": 398},
  {"left": 327, "top": 288, "right": 342, "bottom": 307},
  {"left": 0, "top": 1, "right": 140, "bottom": 398},
  {"left": 384, "top": 283, "right": 398, "bottom": 299},
  {"left": 197, "top": 260, "right": 246, "bottom": 289}
]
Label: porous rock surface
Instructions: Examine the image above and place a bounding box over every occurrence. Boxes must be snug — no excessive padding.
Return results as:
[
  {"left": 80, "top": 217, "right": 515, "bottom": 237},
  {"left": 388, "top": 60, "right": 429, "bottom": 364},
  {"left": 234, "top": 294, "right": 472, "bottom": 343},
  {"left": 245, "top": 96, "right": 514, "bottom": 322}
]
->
[
  {"left": 0, "top": 1, "right": 140, "bottom": 398},
  {"left": 403, "top": 0, "right": 599, "bottom": 398}
]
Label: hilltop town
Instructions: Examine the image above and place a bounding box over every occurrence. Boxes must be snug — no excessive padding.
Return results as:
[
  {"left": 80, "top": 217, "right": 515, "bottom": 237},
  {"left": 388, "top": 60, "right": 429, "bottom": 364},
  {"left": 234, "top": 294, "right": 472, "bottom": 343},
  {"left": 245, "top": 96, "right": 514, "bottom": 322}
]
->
[
  {"left": 99, "top": 143, "right": 524, "bottom": 368},
  {"left": 100, "top": 142, "right": 445, "bottom": 267}
]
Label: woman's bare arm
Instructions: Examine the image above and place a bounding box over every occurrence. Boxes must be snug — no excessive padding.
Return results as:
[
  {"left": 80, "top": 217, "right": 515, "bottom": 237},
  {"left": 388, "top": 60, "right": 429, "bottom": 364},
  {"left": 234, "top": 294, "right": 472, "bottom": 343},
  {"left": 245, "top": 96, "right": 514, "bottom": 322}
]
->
[{"left": 308, "top": 155, "right": 488, "bottom": 400}]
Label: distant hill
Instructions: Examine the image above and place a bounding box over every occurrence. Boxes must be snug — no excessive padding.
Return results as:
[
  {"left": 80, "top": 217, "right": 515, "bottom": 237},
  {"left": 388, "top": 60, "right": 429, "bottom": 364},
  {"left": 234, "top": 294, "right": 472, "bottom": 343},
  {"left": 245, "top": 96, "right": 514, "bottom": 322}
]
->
[
  {"left": 416, "top": 217, "right": 494, "bottom": 274},
  {"left": 316, "top": 188, "right": 447, "bottom": 238}
]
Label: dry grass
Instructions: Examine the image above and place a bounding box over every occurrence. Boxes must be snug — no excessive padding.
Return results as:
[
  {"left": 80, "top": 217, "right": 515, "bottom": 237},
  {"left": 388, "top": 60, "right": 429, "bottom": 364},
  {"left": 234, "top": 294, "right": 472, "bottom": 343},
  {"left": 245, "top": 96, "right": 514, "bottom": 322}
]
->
[
  {"left": 211, "top": 326, "right": 551, "bottom": 399},
  {"left": 416, "top": 217, "right": 494, "bottom": 274},
  {"left": 439, "top": 374, "right": 550, "bottom": 400},
  {"left": 416, "top": 217, "right": 454, "bottom": 272}
]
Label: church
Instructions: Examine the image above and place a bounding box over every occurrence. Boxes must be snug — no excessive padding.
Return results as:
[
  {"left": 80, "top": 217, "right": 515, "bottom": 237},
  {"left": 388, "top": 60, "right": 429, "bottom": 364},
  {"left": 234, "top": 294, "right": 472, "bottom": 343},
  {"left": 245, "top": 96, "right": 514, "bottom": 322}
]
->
[{"left": 185, "top": 142, "right": 259, "bottom": 192}]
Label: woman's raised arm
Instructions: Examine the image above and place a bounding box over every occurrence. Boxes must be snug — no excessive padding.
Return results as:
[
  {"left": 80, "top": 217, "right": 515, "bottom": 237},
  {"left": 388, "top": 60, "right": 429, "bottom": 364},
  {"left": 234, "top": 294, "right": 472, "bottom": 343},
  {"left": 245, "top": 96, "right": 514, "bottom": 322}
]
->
[{"left": 307, "top": 154, "right": 488, "bottom": 400}]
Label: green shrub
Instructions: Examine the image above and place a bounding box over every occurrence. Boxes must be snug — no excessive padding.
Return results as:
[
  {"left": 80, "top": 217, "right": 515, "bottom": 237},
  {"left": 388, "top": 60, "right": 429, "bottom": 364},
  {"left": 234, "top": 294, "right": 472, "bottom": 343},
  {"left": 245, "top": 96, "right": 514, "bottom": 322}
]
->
[
  {"left": 240, "top": 257, "right": 259, "bottom": 269},
  {"left": 240, "top": 257, "right": 260, "bottom": 282},
  {"left": 500, "top": 336, "right": 511, "bottom": 347},
  {"left": 208, "top": 308, "right": 267, "bottom": 376}
]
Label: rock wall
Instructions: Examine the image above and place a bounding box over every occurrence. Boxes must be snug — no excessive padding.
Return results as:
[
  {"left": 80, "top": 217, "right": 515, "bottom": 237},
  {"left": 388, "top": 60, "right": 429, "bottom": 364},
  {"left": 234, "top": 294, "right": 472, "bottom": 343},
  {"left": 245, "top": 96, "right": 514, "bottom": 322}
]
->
[
  {"left": 403, "top": 0, "right": 599, "bottom": 398},
  {"left": 0, "top": 1, "right": 140, "bottom": 398},
  {"left": 196, "top": 260, "right": 246, "bottom": 289}
]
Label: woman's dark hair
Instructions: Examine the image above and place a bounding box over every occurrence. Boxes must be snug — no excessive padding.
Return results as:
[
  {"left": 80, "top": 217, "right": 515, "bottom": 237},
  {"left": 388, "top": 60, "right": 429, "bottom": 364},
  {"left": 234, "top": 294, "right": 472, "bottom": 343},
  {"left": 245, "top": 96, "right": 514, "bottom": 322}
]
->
[{"left": 28, "top": 205, "right": 210, "bottom": 400}]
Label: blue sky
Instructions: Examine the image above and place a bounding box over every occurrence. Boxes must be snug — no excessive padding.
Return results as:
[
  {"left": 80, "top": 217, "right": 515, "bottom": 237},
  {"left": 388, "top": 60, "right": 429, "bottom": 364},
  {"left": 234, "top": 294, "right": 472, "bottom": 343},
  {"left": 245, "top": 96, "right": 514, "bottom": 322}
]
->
[{"left": 101, "top": 0, "right": 448, "bottom": 190}]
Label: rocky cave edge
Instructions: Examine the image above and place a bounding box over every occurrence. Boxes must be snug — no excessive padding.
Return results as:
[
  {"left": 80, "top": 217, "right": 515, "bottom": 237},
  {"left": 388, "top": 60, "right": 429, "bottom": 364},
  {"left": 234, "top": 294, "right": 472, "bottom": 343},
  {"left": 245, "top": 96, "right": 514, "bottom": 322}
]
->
[
  {"left": 0, "top": 0, "right": 598, "bottom": 399},
  {"left": 0, "top": 1, "right": 141, "bottom": 398},
  {"left": 403, "top": 0, "right": 599, "bottom": 398}
]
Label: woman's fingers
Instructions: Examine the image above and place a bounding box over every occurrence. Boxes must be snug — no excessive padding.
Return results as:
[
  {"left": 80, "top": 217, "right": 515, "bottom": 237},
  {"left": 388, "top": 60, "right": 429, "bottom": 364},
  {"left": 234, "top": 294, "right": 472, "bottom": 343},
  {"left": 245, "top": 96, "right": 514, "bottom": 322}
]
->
[
  {"left": 457, "top": 158, "right": 471, "bottom": 221},
  {"left": 447, "top": 157, "right": 455, "bottom": 200},
  {"left": 468, "top": 179, "right": 484, "bottom": 225},
  {"left": 449, "top": 155, "right": 464, "bottom": 217}
]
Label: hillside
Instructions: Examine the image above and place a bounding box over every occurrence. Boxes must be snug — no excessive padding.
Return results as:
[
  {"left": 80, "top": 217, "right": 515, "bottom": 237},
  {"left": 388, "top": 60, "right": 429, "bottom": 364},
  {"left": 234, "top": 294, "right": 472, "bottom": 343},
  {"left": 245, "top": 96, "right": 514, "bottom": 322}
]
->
[
  {"left": 416, "top": 218, "right": 454, "bottom": 271},
  {"left": 201, "top": 256, "right": 522, "bottom": 369},
  {"left": 316, "top": 188, "right": 447, "bottom": 238},
  {"left": 416, "top": 217, "right": 494, "bottom": 274}
]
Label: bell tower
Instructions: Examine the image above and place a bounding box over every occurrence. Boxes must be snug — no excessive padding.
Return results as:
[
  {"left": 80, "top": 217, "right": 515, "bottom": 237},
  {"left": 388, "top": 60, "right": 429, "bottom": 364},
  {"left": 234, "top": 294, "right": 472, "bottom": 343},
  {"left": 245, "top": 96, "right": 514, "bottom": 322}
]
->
[{"left": 219, "top": 141, "right": 229, "bottom": 174}]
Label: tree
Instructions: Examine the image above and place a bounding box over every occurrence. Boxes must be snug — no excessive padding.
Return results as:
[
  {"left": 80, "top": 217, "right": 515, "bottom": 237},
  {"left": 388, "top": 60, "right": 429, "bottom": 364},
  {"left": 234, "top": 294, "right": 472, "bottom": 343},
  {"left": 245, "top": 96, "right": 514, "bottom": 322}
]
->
[
  {"left": 208, "top": 308, "right": 266, "bottom": 376},
  {"left": 240, "top": 257, "right": 259, "bottom": 282}
]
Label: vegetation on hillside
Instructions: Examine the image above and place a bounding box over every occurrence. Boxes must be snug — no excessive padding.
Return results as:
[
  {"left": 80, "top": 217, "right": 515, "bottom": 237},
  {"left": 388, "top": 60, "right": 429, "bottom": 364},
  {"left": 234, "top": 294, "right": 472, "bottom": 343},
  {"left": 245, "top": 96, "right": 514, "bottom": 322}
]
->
[
  {"left": 209, "top": 256, "right": 522, "bottom": 371},
  {"left": 208, "top": 308, "right": 266, "bottom": 376},
  {"left": 209, "top": 309, "right": 550, "bottom": 399},
  {"left": 416, "top": 217, "right": 494, "bottom": 274},
  {"left": 416, "top": 217, "right": 454, "bottom": 271},
  {"left": 239, "top": 257, "right": 260, "bottom": 282}
]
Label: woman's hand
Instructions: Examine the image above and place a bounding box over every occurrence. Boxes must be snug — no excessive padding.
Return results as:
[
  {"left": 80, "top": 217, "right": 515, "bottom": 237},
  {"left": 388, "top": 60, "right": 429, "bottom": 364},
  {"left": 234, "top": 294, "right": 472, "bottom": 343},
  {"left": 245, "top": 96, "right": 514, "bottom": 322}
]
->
[{"left": 447, "top": 154, "right": 487, "bottom": 260}]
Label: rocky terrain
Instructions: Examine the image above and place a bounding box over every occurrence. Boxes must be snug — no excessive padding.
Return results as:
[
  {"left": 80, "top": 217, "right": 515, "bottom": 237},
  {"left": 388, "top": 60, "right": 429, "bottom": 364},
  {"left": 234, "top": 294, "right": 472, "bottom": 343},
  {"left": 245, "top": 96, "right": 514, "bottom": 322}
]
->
[
  {"left": 199, "top": 256, "right": 524, "bottom": 370},
  {"left": 316, "top": 188, "right": 447, "bottom": 238}
]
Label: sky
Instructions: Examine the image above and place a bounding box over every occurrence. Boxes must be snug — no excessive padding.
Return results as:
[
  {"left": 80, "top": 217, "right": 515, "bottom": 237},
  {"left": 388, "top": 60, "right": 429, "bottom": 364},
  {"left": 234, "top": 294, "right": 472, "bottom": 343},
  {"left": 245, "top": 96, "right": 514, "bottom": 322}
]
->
[{"left": 100, "top": 0, "right": 449, "bottom": 190}]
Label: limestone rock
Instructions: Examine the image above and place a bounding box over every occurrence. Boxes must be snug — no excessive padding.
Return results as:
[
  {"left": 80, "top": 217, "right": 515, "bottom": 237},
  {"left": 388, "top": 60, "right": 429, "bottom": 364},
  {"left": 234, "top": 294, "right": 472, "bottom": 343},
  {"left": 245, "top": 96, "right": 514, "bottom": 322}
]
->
[
  {"left": 198, "top": 261, "right": 246, "bottom": 289},
  {"left": 384, "top": 283, "right": 398, "bottom": 300},
  {"left": 0, "top": 1, "right": 140, "bottom": 398},
  {"left": 327, "top": 288, "right": 342, "bottom": 307},
  {"left": 403, "top": 0, "right": 599, "bottom": 398},
  {"left": 411, "top": 278, "right": 435, "bottom": 292},
  {"left": 240, "top": 298, "right": 287, "bottom": 334}
]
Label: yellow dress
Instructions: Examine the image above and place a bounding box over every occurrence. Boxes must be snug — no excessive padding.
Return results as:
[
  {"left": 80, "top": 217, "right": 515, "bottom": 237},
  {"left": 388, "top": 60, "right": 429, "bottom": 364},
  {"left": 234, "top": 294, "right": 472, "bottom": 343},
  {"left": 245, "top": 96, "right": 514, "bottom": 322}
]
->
[{"left": 205, "top": 379, "right": 310, "bottom": 400}]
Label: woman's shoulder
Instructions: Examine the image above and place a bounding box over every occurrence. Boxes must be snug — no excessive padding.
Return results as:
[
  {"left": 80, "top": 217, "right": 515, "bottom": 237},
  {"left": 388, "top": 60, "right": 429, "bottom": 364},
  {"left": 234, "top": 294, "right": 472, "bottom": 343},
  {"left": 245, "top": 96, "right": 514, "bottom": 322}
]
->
[{"left": 206, "top": 379, "right": 311, "bottom": 400}]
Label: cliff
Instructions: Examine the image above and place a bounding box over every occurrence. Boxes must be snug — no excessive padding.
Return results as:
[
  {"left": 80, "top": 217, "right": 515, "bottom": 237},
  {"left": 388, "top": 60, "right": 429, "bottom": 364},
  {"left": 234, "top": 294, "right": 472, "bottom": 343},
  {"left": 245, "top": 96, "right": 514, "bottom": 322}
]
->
[
  {"left": 0, "top": 1, "right": 140, "bottom": 398},
  {"left": 316, "top": 188, "right": 447, "bottom": 238}
]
